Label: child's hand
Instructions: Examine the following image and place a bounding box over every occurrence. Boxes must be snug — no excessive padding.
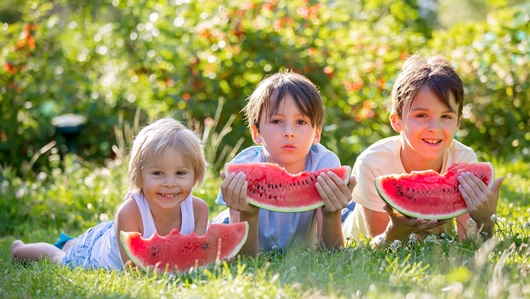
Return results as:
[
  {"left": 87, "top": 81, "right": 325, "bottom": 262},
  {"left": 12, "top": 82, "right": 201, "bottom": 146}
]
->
[
  {"left": 220, "top": 171, "right": 259, "bottom": 216},
  {"left": 317, "top": 172, "right": 356, "bottom": 215},
  {"left": 124, "top": 260, "right": 137, "bottom": 270},
  {"left": 458, "top": 172, "right": 504, "bottom": 232},
  {"left": 382, "top": 205, "right": 448, "bottom": 242}
]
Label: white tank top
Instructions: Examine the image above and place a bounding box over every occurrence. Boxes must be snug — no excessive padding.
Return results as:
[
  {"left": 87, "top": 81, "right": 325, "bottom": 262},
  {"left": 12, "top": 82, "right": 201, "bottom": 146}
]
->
[
  {"left": 90, "top": 191, "right": 195, "bottom": 270},
  {"left": 132, "top": 191, "right": 196, "bottom": 237}
]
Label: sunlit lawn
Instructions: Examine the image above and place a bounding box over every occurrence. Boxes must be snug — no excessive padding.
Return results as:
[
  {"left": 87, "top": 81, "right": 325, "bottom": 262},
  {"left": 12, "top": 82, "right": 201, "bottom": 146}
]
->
[{"left": 1, "top": 156, "right": 529, "bottom": 298}]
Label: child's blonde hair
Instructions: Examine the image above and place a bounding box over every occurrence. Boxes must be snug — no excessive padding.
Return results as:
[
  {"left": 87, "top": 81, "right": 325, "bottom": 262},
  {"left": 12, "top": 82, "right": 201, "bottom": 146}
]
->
[
  {"left": 244, "top": 71, "right": 325, "bottom": 131},
  {"left": 127, "top": 118, "right": 206, "bottom": 191}
]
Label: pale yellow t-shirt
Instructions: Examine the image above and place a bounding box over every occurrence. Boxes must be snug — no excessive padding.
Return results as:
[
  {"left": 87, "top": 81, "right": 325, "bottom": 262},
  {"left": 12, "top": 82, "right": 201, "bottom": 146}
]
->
[{"left": 342, "top": 135, "right": 478, "bottom": 241}]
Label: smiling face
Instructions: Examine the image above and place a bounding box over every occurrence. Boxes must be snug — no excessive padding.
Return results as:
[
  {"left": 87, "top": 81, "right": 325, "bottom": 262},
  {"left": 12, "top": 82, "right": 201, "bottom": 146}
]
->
[
  {"left": 140, "top": 147, "right": 197, "bottom": 213},
  {"left": 252, "top": 93, "right": 321, "bottom": 174},
  {"left": 391, "top": 86, "right": 461, "bottom": 173}
]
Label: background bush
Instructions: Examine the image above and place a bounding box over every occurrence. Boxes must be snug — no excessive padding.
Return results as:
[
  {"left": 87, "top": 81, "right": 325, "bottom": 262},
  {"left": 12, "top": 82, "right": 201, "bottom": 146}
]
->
[{"left": 1, "top": 0, "right": 529, "bottom": 177}]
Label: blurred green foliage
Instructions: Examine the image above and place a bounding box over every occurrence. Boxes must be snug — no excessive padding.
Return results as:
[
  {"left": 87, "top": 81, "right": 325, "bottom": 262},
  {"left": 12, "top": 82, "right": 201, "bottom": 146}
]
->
[{"left": 1, "top": 0, "right": 529, "bottom": 176}]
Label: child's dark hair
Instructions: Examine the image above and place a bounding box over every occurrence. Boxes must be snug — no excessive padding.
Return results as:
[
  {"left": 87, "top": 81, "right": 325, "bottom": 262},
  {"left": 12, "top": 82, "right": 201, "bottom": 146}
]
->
[
  {"left": 244, "top": 71, "right": 325, "bottom": 130},
  {"left": 391, "top": 54, "right": 464, "bottom": 119}
]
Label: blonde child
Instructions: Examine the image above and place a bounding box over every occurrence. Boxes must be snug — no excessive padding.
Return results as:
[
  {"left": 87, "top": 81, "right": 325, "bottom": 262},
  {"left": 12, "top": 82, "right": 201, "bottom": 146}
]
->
[
  {"left": 341, "top": 55, "right": 504, "bottom": 245},
  {"left": 12, "top": 118, "right": 209, "bottom": 269},
  {"left": 211, "top": 71, "right": 356, "bottom": 255}
]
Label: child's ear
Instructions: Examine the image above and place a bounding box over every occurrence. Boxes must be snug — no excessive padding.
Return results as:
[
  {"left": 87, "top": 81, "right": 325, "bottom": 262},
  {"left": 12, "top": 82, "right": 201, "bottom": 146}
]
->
[
  {"left": 390, "top": 113, "right": 403, "bottom": 132},
  {"left": 457, "top": 115, "right": 462, "bottom": 128},
  {"left": 251, "top": 125, "right": 262, "bottom": 144},
  {"left": 313, "top": 127, "right": 322, "bottom": 145}
]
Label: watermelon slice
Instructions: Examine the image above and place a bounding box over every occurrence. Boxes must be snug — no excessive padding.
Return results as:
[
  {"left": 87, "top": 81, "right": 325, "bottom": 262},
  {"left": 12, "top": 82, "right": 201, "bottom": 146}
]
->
[
  {"left": 374, "top": 162, "right": 494, "bottom": 220},
  {"left": 120, "top": 222, "right": 248, "bottom": 273},
  {"left": 225, "top": 162, "right": 351, "bottom": 212}
]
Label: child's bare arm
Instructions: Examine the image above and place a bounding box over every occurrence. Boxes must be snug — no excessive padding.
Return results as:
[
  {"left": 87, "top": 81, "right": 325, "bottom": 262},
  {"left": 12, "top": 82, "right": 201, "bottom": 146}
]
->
[
  {"left": 220, "top": 170, "right": 260, "bottom": 256},
  {"left": 115, "top": 198, "right": 143, "bottom": 268},
  {"left": 317, "top": 173, "right": 356, "bottom": 249},
  {"left": 458, "top": 172, "right": 505, "bottom": 239},
  {"left": 192, "top": 197, "right": 209, "bottom": 236}
]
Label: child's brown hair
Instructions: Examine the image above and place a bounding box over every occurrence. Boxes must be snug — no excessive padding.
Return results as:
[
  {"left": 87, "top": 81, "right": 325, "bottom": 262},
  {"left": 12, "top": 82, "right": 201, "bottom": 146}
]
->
[
  {"left": 244, "top": 71, "right": 325, "bottom": 130},
  {"left": 391, "top": 54, "right": 464, "bottom": 119}
]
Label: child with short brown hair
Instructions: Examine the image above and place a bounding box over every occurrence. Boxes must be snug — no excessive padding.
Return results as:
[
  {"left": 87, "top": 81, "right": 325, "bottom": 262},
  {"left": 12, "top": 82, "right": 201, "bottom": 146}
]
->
[
  {"left": 342, "top": 55, "right": 504, "bottom": 245},
  {"left": 212, "top": 71, "right": 356, "bottom": 255}
]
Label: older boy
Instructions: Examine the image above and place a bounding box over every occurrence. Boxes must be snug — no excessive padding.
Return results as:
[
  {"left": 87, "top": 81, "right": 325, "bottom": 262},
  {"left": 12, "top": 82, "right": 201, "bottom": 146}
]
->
[{"left": 342, "top": 55, "right": 504, "bottom": 244}]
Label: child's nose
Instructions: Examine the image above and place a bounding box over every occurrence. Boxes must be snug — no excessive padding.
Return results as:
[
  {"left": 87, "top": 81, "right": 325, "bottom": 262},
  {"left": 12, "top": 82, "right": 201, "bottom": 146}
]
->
[
  {"left": 427, "top": 119, "right": 442, "bottom": 132},
  {"left": 283, "top": 131, "right": 295, "bottom": 138},
  {"left": 163, "top": 177, "right": 177, "bottom": 187}
]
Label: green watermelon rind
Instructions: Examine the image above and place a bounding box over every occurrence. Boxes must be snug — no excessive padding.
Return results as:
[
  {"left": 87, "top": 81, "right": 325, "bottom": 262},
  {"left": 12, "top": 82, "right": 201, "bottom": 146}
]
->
[
  {"left": 224, "top": 163, "right": 352, "bottom": 213},
  {"left": 374, "top": 162, "right": 495, "bottom": 220},
  {"left": 120, "top": 221, "right": 249, "bottom": 273}
]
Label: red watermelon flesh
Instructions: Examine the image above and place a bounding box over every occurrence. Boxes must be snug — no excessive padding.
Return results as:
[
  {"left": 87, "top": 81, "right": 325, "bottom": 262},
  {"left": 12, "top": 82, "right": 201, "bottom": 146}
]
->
[
  {"left": 225, "top": 162, "right": 351, "bottom": 213},
  {"left": 120, "top": 222, "right": 248, "bottom": 273},
  {"left": 374, "top": 162, "right": 494, "bottom": 220}
]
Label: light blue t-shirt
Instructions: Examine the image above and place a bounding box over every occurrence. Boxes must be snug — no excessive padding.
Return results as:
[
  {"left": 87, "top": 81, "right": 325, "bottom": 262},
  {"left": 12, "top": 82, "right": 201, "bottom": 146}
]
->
[{"left": 216, "top": 143, "right": 340, "bottom": 252}]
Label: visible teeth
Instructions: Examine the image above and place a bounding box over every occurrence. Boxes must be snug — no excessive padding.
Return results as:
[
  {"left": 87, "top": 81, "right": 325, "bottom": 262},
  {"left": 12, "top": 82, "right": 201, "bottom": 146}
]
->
[
  {"left": 160, "top": 193, "right": 175, "bottom": 197},
  {"left": 424, "top": 139, "right": 441, "bottom": 144}
]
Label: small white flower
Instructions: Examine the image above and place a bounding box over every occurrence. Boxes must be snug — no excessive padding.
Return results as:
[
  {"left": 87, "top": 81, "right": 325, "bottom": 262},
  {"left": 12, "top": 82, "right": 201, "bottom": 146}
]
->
[
  {"left": 409, "top": 233, "right": 417, "bottom": 242},
  {"left": 1, "top": 180, "right": 8, "bottom": 192},
  {"left": 490, "top": 214, "right": 498, "bottom": 222},
  {"left": 509, "top": 221, "right": 514, "bottom": 226},
  {"left": 466, "top": 218, "right": 476, "bottom": 227},
  {"left": 440, "top": 233, "right": 446, "bottom": 238},
  {"left": 451, "top": 229, "right": 457, "bottom": 234},
  {"left": 290, "top": 266, "right": 297, "bottom": 273},
  {"left": 524, "top": 222, "right": 530, "bottom": 229}
]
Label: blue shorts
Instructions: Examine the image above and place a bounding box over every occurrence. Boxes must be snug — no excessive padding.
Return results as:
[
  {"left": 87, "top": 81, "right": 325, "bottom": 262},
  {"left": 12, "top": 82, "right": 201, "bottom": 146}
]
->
[{"left": 61, "top": 221, "right": 115, "bottom": 269}]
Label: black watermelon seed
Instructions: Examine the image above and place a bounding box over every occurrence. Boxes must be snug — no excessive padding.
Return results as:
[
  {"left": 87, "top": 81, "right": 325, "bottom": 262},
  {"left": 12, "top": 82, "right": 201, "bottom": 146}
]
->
[
  {"left": 407, "top": 188, "right": 410, "bottom": 191},
  {"left": 152, "top": 252, "right": 156, "bottom": 256},
  {"left": 268, "top": 183, "right": 271, "bottom": 188},
  {"left": 311, "top": 177, "right": 314, "bottom": 182},
  {"left": 275, "top": 185, "right": 278, "bottom": 189},
  {"left": 279, "top": 183, "right": 282, "bottom": 188},
  {"left": 442, "top": 189, "right": 445, "bottom": 193},
  {"left": 203, "top": 243, "right": 208, "bottom": 250}
]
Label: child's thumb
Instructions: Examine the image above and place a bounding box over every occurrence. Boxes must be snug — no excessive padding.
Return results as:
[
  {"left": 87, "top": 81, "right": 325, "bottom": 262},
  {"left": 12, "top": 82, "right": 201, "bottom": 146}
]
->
[{"left": 492, "top": 176, "right": 505, "bottom": 195}]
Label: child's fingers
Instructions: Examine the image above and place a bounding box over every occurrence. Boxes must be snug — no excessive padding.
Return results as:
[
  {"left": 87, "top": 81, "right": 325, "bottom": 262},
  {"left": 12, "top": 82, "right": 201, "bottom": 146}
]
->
[
  {"left": 458, "top": 184, "right": 475, "bottom": 209},
  {"left": 221, "top": 172, "right": 237, "bottom": 202},
  {"left": 326, "top": 171, "right": 352, "bottom": 195},
  {"left": 233, "top": 173, "right": 247, "bottom": 204},
  {"left": 466, "top": 172, "right": 490, "bottom": 194},
  {"left": 317, "top": 173, "right": 342, "bottom": 200},
  {"left": 238, "top": 181, "right": 248, "bottom": 206},
  {"left": 348, "top": 176, "right": 357, "bottom": 193},
  {"left": 417, "top": 219, "right": 447, "bottom": 231},
  {"left": 458, "top": 174, "right": 478, "bottom": 199},
  {"left": 220, "top": 171, "right": 226, "bottom": 181}
]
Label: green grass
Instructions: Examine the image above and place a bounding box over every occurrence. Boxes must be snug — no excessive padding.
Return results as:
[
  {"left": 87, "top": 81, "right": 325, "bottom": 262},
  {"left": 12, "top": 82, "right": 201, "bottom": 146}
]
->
[{"left": 1, "top": 156, "right": 530, "bottom": 298}]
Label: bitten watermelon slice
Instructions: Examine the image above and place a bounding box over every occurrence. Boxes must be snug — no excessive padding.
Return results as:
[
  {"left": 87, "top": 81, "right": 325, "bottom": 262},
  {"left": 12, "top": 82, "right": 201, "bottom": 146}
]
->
[
  {"left": 374, "top": 162, "right": 494, "bottom": 220},
  {"left": 120, "top": 222, "right": 248, "bottom": 273},
  {"left": 225, "top": 162, "right": 351, "bottom": 212}
]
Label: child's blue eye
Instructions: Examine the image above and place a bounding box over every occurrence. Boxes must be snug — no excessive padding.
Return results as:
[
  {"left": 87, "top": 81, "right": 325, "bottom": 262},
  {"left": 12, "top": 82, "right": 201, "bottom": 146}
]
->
[
  {"left": 153, "top": 171, "right": 162, "bottom": 175},
  {"left": 442, "top": 115, "right": 453, "bottom": 119}
]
